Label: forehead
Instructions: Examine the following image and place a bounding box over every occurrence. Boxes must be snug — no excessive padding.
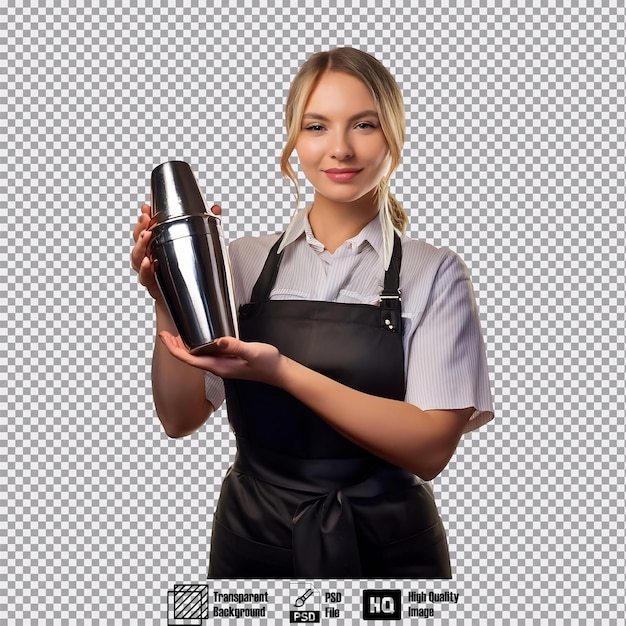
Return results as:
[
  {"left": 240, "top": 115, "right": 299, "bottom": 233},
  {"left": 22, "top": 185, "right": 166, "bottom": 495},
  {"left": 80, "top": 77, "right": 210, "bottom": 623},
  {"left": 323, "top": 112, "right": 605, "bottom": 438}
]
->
[{"left": 304, "top": 71, "right": 376, "bottom": 115}]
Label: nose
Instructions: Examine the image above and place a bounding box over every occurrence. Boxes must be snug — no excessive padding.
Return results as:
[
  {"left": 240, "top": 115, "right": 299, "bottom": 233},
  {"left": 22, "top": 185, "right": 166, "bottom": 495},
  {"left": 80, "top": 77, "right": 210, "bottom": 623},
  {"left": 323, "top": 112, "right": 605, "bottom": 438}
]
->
[{"left": 330, "top": 131, "right": 353, "bottom": 160}]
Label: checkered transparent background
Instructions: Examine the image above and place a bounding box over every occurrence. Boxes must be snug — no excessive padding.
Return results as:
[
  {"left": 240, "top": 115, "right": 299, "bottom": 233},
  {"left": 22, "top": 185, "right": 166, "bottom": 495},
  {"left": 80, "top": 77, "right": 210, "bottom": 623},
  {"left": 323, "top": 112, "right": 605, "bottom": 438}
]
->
[{"left": 1, "top": 1, "right": 624, "bottom": 624}]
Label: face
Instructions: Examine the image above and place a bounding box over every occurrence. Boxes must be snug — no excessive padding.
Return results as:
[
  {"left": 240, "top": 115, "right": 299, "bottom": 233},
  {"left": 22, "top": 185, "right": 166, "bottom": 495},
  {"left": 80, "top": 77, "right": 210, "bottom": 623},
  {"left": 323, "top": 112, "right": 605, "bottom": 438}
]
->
[{"left": 295, "top": 71, "right": 390, "bottom": 207}]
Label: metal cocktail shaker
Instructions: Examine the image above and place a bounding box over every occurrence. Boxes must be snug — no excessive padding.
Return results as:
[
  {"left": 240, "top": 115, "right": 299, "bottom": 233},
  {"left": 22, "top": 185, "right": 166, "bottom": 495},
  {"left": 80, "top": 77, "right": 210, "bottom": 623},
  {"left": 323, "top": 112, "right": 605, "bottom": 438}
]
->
[{"left": 149, "top": 161, "right": 238, "bottom": 355}]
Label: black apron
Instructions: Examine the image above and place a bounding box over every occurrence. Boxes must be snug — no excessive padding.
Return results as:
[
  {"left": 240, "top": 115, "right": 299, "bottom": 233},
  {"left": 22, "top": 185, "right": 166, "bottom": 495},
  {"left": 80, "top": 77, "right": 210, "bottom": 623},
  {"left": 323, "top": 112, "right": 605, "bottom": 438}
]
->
[{"left": 209, "top": 233, "right": 451, "bottom": 579}]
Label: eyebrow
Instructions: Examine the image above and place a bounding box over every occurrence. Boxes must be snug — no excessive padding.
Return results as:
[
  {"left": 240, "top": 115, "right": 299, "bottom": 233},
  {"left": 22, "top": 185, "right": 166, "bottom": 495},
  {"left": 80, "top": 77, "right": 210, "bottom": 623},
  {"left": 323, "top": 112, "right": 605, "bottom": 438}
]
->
[{"left": 302, "top": 110, "right": 380, "bottom": 123}]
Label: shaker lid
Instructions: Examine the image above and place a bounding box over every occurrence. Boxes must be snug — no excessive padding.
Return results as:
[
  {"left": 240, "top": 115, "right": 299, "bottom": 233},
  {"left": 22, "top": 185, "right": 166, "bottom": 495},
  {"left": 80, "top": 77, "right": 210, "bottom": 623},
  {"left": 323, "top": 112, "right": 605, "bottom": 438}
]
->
[{"left": 150, "top": 161, "right": 210, "bottom": 225}]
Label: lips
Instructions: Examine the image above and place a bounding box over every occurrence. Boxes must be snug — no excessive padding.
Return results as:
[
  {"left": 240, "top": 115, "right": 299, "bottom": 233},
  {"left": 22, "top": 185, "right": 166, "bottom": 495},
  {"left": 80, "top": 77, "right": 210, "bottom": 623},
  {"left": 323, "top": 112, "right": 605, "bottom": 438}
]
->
[{"left": 323, "top": 168, "right": 362, "bottom": 182}]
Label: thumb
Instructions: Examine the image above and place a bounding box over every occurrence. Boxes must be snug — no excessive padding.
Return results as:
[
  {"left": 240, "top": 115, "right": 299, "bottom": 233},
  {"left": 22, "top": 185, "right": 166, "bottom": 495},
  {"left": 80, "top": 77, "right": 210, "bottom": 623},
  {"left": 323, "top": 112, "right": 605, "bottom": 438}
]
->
[
  {"left": 215, "top": 336, "right": 241, "bottom": 353},
  {"left": 216, "top": 336, "right": 259, "bottom": 362}
]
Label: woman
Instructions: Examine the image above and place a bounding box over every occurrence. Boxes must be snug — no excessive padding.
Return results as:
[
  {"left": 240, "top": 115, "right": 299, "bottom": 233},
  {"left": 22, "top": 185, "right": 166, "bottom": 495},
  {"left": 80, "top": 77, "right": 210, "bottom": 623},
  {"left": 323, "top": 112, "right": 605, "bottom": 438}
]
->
[{"left": 132, "top": 47, "right": 493, "bottom": 578}]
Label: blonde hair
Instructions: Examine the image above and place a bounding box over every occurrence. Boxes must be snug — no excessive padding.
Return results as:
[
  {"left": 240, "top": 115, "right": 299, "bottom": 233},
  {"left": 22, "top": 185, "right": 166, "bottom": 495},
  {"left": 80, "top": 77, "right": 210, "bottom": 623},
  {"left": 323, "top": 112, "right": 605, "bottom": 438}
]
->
[{"left": 280, "top": 47, "right": 408, "bottom": 234}]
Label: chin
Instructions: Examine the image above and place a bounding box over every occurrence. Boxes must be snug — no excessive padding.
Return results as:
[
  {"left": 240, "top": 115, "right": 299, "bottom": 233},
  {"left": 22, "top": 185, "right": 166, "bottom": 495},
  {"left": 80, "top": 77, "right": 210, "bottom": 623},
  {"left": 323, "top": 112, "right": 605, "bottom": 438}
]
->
[{"left": 313, "top": 187, "right": 378, "bottom": 206}]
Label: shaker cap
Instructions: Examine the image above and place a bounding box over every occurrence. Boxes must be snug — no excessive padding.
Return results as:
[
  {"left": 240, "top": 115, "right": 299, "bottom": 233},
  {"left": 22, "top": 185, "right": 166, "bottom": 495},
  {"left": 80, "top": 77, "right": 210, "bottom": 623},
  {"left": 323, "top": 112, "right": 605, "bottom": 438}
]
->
[{"left": 150, "top": 161, "right": 210, "bottom": 225}]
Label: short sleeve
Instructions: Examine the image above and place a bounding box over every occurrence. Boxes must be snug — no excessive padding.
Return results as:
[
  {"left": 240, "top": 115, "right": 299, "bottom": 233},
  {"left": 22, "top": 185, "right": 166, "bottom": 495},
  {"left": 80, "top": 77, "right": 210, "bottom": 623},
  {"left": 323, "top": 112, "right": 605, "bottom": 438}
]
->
[
  {"left": 204, "top": 372, "right": 225, "bottom": 411},
  {"left": 404, "top": 250, "right": 494, "bottom": 433}
]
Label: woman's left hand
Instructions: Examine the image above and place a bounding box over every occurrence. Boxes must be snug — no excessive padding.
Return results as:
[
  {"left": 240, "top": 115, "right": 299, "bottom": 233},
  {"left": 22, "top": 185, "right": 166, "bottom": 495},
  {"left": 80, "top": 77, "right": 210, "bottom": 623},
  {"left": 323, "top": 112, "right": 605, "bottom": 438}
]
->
[{"left": 158, "top": 332, "right": 286, "bottom": 386}]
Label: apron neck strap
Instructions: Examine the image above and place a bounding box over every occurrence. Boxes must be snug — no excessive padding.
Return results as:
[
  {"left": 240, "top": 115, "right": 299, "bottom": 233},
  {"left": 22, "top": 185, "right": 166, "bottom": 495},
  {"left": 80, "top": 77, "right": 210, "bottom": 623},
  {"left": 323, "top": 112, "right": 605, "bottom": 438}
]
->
[
  {"left": 249, "top": 233, "right": 286, "bottom": 304},
  {"left": 381, "top": 232, "right": 402, "bottom": 299},
  {"left": 249, "top": 232, "right": 402, "bottom": 304}
]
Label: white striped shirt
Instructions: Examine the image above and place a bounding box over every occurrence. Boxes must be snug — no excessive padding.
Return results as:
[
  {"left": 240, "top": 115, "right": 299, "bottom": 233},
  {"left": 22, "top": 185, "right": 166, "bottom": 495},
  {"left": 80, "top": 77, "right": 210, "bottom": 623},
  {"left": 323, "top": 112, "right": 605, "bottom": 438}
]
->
[{"left": 205, "top": 207, "right": 494, "bottom": 433}]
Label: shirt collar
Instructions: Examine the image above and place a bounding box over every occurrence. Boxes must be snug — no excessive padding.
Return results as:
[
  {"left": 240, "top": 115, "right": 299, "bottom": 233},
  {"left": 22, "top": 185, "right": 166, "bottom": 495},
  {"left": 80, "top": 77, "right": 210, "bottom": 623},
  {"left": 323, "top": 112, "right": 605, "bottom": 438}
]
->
[
  {"left": 277, "top": 206, "right": 309, "bottom": 252},
  {"left": 278, "top": 205, "right": 385, "bottom": 261}
]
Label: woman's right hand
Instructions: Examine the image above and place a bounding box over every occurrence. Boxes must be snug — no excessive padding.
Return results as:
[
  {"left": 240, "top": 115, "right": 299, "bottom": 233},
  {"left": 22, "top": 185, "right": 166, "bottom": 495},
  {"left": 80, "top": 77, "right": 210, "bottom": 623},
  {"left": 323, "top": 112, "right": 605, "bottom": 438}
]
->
[
  {"left": 131, "top": 202, "right": 223, "bottom": 302},
  {"left": 131, "top": 203, "right": 162, "bottom": 301}
]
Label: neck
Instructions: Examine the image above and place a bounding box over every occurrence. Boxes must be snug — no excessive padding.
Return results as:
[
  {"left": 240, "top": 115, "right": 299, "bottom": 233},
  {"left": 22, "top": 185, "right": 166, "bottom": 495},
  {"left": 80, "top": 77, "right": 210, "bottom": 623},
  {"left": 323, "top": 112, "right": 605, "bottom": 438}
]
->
[{"left": 308, "top": 191, "right": 379, "bottom": 253}]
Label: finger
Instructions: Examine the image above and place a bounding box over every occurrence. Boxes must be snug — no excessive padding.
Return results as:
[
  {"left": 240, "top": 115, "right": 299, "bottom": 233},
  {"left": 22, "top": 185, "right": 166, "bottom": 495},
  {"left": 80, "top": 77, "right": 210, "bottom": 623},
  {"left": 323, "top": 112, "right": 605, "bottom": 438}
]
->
[
  {"left": 159, "top": 331, "right": 185, "bottom": 353},
  {"left": 133, "top": 214, "right": 150, "bottom": 242},
  {"left": 159, "top": 331, "right": 187, "bottom": 350},
  {"left": 210, "top": 204, "right": 222, "bottom": 216},
  {"left": 159, "top": 332, "right": 242, "bottom": 375},
  {"left": 159, "top": 332, "right": 200, "bottom": 367},
  {"left": 137, "top": 254, "right": 156, "bottom": 285},
  {"left": 140, "top": 203, "right": 152, "bottom": 221},
  {"left": 131, "top": 228, "right": 150, "bottom": 271},
  {"left": 132, "top": 203, "right": 151, "bottom": 240},
  {"left": 214, "top": 335, "right": 245, "bottom": 355},
  {"left": 131, "top": 229, "right": 153, "bottom": 273}
]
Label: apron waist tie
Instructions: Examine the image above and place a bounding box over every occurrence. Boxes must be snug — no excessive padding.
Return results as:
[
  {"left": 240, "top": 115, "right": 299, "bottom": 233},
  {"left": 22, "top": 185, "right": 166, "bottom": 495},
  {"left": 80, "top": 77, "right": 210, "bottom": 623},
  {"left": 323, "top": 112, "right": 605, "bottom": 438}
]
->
[{"left": 233, "top": 438, "right": 422, "bottom": 578}]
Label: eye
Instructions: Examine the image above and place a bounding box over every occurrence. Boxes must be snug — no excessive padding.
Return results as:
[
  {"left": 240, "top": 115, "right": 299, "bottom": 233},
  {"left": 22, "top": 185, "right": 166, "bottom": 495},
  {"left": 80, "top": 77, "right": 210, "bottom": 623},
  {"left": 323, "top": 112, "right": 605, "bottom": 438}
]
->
[
  {"left": 304, "top": 124, "right": 325, "bottom": 132},
  {"left": 355, "top": 122, "right": 377, "bottom": 130}
]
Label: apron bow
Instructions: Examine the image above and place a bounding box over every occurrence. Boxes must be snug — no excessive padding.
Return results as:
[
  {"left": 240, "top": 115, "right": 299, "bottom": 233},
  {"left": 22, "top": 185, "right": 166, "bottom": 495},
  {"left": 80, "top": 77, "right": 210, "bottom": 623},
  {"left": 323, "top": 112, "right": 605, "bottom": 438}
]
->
[{"left": 292, "top": 489, "right": 362, "bottom": 577}]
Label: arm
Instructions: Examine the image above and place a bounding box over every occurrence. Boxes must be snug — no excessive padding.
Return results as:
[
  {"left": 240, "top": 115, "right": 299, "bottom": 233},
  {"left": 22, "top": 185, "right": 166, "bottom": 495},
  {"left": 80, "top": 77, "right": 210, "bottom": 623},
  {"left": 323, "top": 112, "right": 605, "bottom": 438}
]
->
[
  {"left": 278, "top": 357, "right": 472, "bottom": 480},
  {"left": 132, "top": 203, "right": 215, "bottom": 438},
  {"left": 158, "top": 334, "right": 472, "bottom": 479},
  {"left": 151, "top": 301, "right": 214, "bottom": 438}
]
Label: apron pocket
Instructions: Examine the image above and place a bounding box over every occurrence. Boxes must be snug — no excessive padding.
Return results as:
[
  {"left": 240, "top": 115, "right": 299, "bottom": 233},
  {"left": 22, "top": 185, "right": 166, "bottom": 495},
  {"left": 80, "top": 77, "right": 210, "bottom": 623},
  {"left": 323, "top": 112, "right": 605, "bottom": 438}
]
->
[
  {"left": 352, "top": 483, "right": 453, "bottom": 579},
  {"left": 361, "top": 520, "right": 452, "bottom": 579},
  {"left": 208, "top": 519, "right": 293, "bottom": 579}
]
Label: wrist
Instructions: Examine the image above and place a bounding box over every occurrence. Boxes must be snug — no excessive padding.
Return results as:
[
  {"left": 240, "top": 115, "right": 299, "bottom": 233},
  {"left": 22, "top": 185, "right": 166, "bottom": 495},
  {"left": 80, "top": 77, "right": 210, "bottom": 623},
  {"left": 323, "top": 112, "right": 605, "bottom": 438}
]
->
[
  {"left": 274, "top": 354, "right": 302, "bottom": 392},
  {"left": 155, "top": 299, "right": 176, "bottom": 332}
]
